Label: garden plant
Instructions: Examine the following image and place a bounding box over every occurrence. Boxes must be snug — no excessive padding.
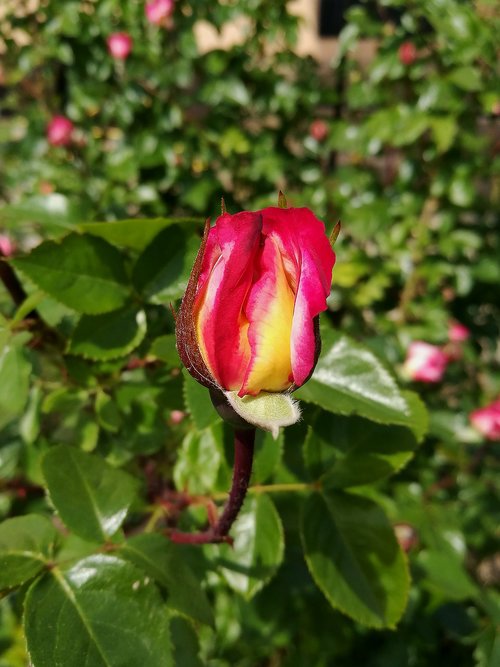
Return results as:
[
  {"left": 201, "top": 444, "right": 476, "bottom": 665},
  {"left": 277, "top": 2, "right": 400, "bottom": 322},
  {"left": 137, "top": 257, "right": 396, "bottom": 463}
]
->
[{"left": 0, "top": 0, "right": 498, "bottom": 666}]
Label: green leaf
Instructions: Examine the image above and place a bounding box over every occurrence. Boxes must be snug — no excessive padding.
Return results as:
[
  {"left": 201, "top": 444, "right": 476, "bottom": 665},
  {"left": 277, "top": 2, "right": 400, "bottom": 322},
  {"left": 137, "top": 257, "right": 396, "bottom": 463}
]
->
[
  {"left": 301, "top": 490, "right": 409, "bottom": 629},
  {"left": 173, "top": 424, "right": 224, "bottom": 495},
  {"left": 132, "top": 226, "right": 199, "bottom": 303},
  {"left": 183, "top": 372, "right": 219, "bottom": 431},
  {"left": 253, "top": 429, "right": 283, "bottom": 483},
  {"left": 0, "top": 515, "right": 58, "bottom": 592},
  {"left": 304, "top": 413, "right": 418, "bottom": 487},
  {"left": 170, "top": 617, "right": 204, "bottom": 667},
  {"left": 120, "top": 533, "right": 214, "bottom": 627},
  {"left": 296, "top": 331, "right": 427, "bottom": 438},
  {"left": 24, "top": 555, "right": 172, "bottom": 667},
  {"left": 95, "top": 391, "right": 122, "bottom": 433},
  {"left": 79, "top": 217, "right": 202, "bottom": 251},
  {"left": 11, "top": 233, "right": 130, "bottom": 314},
  {"left": 42, "top": 446, "right": 138, "bottom": 543},
  {"left": 150, "top": 334, "right": 180, "bottom": 366},
  {"left": 0, "top": 338, "right": 32, "bottom": 430},
  {"left": 68, "top": 307, "right": 147, "bottom": 360},
  {"left": 417, "top": 550, "right": 478, "bottom": 601},
  {"left": 0, "top": 194, "right": 84, "bottom": 229},
  {"left": 448, "top": 66, "right": 482, "bottom": 91},
  {"left": 213, "top": 494, "right": 284, "bottom": 599},
  {"left": 19, "top": 385, "right": 43, "bottom": 445}
]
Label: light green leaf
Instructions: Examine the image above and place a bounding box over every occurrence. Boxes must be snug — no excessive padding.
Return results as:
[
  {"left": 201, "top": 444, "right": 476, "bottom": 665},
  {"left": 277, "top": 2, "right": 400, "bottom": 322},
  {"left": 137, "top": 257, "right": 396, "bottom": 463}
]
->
[
  {"left": 253, "top": 429, "right": 283, "bottom": 484},
  {"left": 79, "top": 217, "right": 202, "bottom": 251},
  {"left": 24, "top": 555, "right": 172, "bottom": 667},
  {"left": 213, "top": 494, "right": 284, "bottom": 599},
  {"left": 225, "top": 391, "right": 301, "bottom": 439},
  {"left": 11, "top": 233, "right": 130, "bottom": 314},
  {"left": 150, "top": 334, "right": 180, "bottom": 366},
  {"left": 68, "top": 307, "right": 147, "bottom": 360},
  {"left": 42, "top": 446, "right": 138, "bottom": 543},
  {"left": 0, "top": 515, "right": 58, "bottom": 592},
  {"left": 0, "top": 338, "right": 32, "bottom": 430},
  {"left": 183, "top": 372, "right": 219, "bottom": 431},
  {"left": 173, "top": 425, "right": 223, "bottom": 495},
  {"left": 301, "top": 490, "right": 409, "bottom": 629},
  {"left": 120, "top": 533, "right": 214, "bottom": 627},
  {"left": 296, "top": 331, "right": 427, "bottom": 438}
]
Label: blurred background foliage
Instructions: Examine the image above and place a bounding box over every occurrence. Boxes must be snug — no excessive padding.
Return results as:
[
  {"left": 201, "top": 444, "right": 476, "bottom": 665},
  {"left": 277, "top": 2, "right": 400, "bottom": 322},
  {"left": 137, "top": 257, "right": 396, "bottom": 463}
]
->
[{"left": 0, "top": 0, "right": 499, "bottom": 665}]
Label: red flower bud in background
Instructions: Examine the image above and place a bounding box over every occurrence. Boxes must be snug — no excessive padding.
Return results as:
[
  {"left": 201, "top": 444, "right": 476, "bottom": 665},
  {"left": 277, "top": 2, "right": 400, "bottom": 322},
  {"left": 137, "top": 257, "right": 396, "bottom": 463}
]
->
[
  {"left": 46, "top": 116, "right": 74, "bottom": 146},
  {"left": 0, "top": 234, "right": 15, "bottom": 257},
  {"left": 145, "top": 0, "right": 174, "bottom": 26},
  {"left": 403, "top": 341, "right": 448, "bottom": 383},
  {"left": 470, "top": 400, "right": 500, "bottom": 441},
  {"left": 310, "top": 119, "right": 329, "bottom": 142},
  {"left": 169, "top": 410, "right": 186, "bottom": 425},
  {"left": 394, "top": 523, "right": 418, "bottom": 553},
  {"left": 448, "top": 321, "right": 470, "bottom": 343},
  {"left": 398, "top": 41, "right": 417, "bottom": 66},
  {"left": 176, "top": 206, "right": 336, "bottom": 399},
  {"left": 107, "top": 32, "right": 133, "bottom": 60}
]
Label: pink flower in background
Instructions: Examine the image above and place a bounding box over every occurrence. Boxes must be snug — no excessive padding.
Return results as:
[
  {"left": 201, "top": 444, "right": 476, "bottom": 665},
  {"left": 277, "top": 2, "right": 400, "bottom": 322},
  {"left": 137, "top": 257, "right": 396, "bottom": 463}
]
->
[
  {"left": 169, "top": 410, "right": 186, "bottom": 425},
  {"left": 0, "top": 234, "right": 15, "bottom": 257},
  {"left": 404, "top": 341, "right": 448, "bottom": 383},
  {"left": 398, "top": 41, "right": 417, "bottom": 66},
  {"left": 470, "top": 400, "right": 500, "bottom": 441},
  {"left": 394, "top": 523, "right": 418, "bottom": 553},
  {"left": 448, "top": 321, "right": 470, "bottom": 343},
  {"left": 177, "top": 207, "right": 336, "bottom": 397},
  {"left": 145, "top": 0, "right": 174, "bottom": 25},
  {"left": 107, "top": 32, "right": 133, "bottom": 60},
  {"left": 310, "top": 119, "right": 329, "bottom": 142},
  {"left": 46, "top": 116, "right": 74, "bottom": 146}
]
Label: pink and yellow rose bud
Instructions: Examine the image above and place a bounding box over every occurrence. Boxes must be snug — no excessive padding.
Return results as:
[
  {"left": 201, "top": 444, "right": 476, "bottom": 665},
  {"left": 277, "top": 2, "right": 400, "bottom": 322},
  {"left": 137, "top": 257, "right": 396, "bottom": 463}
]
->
[
  {"left": 145, "top": 0, "right": 174, "bottom": 26},
  {"left": 46, "top": 115, "right": 74, "bottom": 147},
  {"left": 107, "top": 32, "right": 133, "bottom": 60},
  {"left": 176, "top": 206, "right": 336, "bottom": 400},
  {"left": 403, "top": 341, "right": 448, "bottom": 383},
  {"left": 470, "top": 400, "right": 500, "bottom": 441}
]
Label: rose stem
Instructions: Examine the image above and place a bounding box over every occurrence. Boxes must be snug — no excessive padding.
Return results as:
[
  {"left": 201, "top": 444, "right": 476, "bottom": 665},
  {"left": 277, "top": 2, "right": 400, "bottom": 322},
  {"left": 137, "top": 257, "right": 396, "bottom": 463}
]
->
[{"left": 169, "top": 427, "right": 256, "bottom": 545}]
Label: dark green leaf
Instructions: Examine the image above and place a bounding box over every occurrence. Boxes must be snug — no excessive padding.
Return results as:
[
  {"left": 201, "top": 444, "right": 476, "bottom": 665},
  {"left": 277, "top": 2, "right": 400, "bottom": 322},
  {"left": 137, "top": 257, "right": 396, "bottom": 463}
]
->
[
  {"left": 301, "top": 490, "right": 409, "bottom": 628},
  {"left": 0, "top": 515, "right": 58, "bottom": 592},
  {"left": 95, "top": 391, "right": 122, "bottom": 433},
  {"left": 304, "top": 413, "right": 418, "bottom": 487},
  {"left": 24, "top": 555, "right": 172, "bottom": 667},
  {"left": 120, "top": 533, "right": 214, "bottom": 627},
  {"left": 296, "top": 331, "right": 427, "bottom": 438},
  {"left": 68, "top": 307, "right": 147, "bottom": 360},
  {"left": 213, "top": 494, "right": 284, "bottom": 599},
  {"left": 11, "top": 233, "right": 130, "bottom": 314},
  {"left": 132, "top": 225, "right": 199, "bottom": 303},
  {"left": 42, "top": 446, "right": 138, "bottom": 542},
  {"left": 253, "top": 429, "right": 283, "bottom": 484}
]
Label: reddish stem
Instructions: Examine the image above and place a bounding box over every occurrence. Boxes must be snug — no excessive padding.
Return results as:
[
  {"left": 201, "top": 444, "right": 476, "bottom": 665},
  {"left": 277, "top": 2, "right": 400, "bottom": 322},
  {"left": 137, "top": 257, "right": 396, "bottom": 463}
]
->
[{"left": 169, "top": 428, "right": 255, "bottom": 545}]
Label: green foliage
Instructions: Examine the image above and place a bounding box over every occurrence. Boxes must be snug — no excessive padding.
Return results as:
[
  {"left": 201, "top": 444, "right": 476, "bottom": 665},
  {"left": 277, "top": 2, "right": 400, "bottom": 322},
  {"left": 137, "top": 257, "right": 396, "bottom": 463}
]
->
[{"left": 0, "top": 0, "right": 498, "bottom": 665}]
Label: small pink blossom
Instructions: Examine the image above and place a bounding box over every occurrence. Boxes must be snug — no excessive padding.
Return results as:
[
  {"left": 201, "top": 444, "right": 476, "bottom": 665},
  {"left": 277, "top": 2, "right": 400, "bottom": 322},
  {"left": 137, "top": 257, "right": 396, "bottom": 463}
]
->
[
  {"left": 470, "top": 400, "right": 500, "bottom": 441},
  {"left": 398, "top": 41, "right": 417, "bottom": 66},
  {"left": 404, "top": 341, "right": 448, "bottom": 383},
  {"left": 169, "top": 410, "right": 186, "bottom": 425},
  {"left": 145, "top": 0, "right": 174, "bottom": 26},
  {"left": 107, "top": 32, "right": 133, "bottom": 60},
  {"left": 394, "top": 523, "right": 418, "bottom": 553},
  {"left": 448, "top": 321, "right": 470, "bottom": 343},
  {"left": 0, "top": 234, "right": 15, "bottom": 257},
  {"left": 46, "top": 115, "right": 74, "bottom": 146},
  {"left": 310, "top": 119, "right": 329, "bottom": 142}
]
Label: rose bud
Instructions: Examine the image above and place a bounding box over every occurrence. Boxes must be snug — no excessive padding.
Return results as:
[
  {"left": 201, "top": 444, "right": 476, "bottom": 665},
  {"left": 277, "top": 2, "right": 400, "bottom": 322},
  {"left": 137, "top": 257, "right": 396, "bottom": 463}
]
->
[
  {"left": 46, "top": 115, "right": 74, "bottom": 146},
  {"left": 310, "top": 119, "right": 329, "bottom": 142},
  {"left": 403, "top": 341, "right": 448, "bottom": 383},
  {"left": 176, "top": 205, "right": 336, "bottom": 436},
  {"left": 169, "top": 410, "right": 186, "bottom": 425},
  {"left": 398, "top": 41, "right": 417, "bottom": 66},
  {"left": 0, "top": 234, "right": 15, "bottom": 257},
  {"left": 448, "top": 321, "right": 470, "bottom": 343},
  {"left": 393, "top": 523, "right": 418, "bottom": 553},
  {"left": 470, "top": 400, "right": 500, "bottom": 441},
  {"left": 145, "top": 0, "right": 174, "bottom": 26},
  {"left": 107, "top": 32, "right": 133, "bottom": 60}
]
